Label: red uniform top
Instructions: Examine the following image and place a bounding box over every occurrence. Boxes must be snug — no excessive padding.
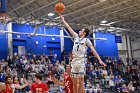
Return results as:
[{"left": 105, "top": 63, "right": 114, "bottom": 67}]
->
[
  {"left": 30, "top": 82, "right": 49, "bottom": 93},
  {"left": 0, "top": 84, "right": 13, "bottom": 93},
  {"left": 64, "top": 72, "right": 73, "bottom": 93}
]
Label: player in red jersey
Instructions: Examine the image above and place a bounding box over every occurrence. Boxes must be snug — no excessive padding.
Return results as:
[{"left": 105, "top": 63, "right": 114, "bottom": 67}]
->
[
  {"left": 0, "top": 75, "right": 28, "bottom": 93},
  {"left": 0, "top": 76, "right": 13, "bottom": 93},
  {"left": 50, "top": 64, "right": 73, "bottom": 93},
  {"left": 29, "top": 73, "right": 49, "bottom": 93}
]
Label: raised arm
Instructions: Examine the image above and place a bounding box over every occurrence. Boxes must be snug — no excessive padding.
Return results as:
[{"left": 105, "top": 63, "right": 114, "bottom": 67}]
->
[
  {"left": 90, "top": 45, "right": 106, "bottom": 67},
  {"left": 15, "top": 82, "right": 28, "bottom": 89},
  {"left": 60, "top": 15, "right": 77, "bottom": 37}
]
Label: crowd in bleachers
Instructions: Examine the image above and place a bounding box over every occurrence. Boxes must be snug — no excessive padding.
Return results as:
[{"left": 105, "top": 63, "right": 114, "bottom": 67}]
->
[
  {"left": 0, "top": 54, "right": 65, "bottom": 92},
  {"left": 85, "top": 57, "right": 140, "bottom": 93},
  {"left": 0, "top": 53, "right": 140, "bottom": 93}
]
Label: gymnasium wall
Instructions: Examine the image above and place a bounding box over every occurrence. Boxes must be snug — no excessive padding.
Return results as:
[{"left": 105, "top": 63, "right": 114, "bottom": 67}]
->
[
  {"left": 12, "top": 23, "right": 61, "bottom": 58},
  {"left": 0, "top": 24, "right": 120, "bottom": 59},
  {"left": 63, "top": 30, "right": 73, "bottom": 55},
  {"left": 0, "top": 22, "right": 8, "bottom": 60},
  {"left": 131, "top": 38, "right": 140, "bottom": 58},
  {"left": 0, "top": 34, "right": 8, "bottom": 60},
  {"left": 117, "top": 34, "right": 127, "bottom": 63},
  {"left": 95, "top": 32, "right": 118, "bottom": 57}
]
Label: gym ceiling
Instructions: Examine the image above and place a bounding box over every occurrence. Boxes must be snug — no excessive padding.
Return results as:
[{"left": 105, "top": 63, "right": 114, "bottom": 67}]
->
[{"left": 4, "top": 0, "right": 140, "bottom": 37}]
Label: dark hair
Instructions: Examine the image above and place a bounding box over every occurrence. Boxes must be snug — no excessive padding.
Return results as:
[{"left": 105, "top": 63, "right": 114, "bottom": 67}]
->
[
  {"left": 5, "top": 75, "right": 12, "bottom": 84},
  {"left": 13, "top": 76, "right": 20, "bottom": 82},
  {"left": 83, "top": 27, "right": 90, "bottom": 37},
  {"left": 35, "top": 74, "right": 42, "bottom": 80}
]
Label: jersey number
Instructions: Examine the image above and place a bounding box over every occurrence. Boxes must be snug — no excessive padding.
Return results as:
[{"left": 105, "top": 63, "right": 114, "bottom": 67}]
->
[{"left": 77, "top": 45, "right": 79, "bottom": 51}]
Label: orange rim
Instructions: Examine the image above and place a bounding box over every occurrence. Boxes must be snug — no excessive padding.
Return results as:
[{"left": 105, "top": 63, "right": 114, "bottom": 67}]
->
[{"left": 0, "top": 13, "right": 10, "bottom": 20}]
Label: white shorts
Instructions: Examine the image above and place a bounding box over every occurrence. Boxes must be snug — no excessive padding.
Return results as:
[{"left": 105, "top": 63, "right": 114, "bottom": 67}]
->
[{"left": 71, "top": 58, "right": 86, "bottom": 76}]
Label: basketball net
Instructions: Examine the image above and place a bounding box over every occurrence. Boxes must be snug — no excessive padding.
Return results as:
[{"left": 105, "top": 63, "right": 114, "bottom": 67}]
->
[{"left": 0, "top": 13, "right": 10, "bottom": 33}]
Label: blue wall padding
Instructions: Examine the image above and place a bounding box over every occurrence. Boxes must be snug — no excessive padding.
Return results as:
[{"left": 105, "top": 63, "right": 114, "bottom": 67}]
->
[
  {"left": 0, "top": 33, "right": 8, "bottom": 59},
  {"left": 95, "top": 32, "right": 118, "bottom": 57},
  {"left": 1, "top": 0, "right": 6, "bottom": 12},
  {"left": 12, "top": 23, "right": 61, "bottom": 58},
  {"left": 63, "top": 30, "right": 73, "bottom": 55},
  {"left": 0, "top": 23, "right": 119, "bottom": 60}
]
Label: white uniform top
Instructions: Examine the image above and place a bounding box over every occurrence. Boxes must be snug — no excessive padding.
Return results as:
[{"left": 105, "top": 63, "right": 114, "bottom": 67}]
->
[{"left": 72, "top": 33, "right": 92, "bottom": 58}]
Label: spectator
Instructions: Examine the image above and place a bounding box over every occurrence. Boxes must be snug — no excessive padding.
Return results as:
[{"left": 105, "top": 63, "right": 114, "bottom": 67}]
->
[
  {"left": 128, "top": 81, "right": 135, "bottom": 93},
  {"left": 121, "top": 84, "right": 129, "bottom": 93},
  {"left": 13, "top": 76, "right": 21, "bottom": 93},
  {"left": 20, "top": 74, "right": 30, "bottom": 92},
  {"left": 109, "top": 77, "right": 115, "bottom": 92},
  {"left": 51, "top": 54, "right": 57, "bottom": 64},
  {"left": 11, "top": 67, "right": 17, "bottom": 77}
]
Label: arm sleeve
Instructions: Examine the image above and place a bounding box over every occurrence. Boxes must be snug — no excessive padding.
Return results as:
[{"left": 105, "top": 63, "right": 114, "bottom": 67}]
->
[
  {"left": 44, "top": 84, "right": 49, "bottom": 91},
  {"left": 85, "top": 39, "right": 92, "bottom": 47},
  {"left": 30, "top": 84, "right": 34, "bottom": 91}
]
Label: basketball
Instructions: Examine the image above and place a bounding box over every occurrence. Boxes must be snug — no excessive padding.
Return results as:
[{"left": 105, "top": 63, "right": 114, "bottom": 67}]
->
[{"left": 55, "top": 3, "right": 65, "bottom": 13}]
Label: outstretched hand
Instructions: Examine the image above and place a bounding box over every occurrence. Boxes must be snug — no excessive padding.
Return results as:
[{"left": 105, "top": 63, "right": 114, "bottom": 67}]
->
[
  {"left": 48, "top": 75, "right": 56, "bottom": 81},
  {"left": 99, "top": 60, "right": 107, "bottom": 67},
  {"left": 59, "top": 14, "right": 64, "bottom": 21}
]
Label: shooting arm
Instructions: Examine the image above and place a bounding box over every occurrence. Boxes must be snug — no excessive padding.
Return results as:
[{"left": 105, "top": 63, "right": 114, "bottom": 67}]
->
[
  {"left": 90, "top": 46, "right": 102, "bottom": 61},
  {"left": 60, "top": 15, "right": 76, "bottom": 37}
]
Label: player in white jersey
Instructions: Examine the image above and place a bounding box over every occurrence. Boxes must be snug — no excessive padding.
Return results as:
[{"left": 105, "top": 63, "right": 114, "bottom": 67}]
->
[
  {"left": 60, "top": 15, "right": 106, "bottom": 93},
  {"left": 71, "top": 33, "right": 92, "bottom": 75}
]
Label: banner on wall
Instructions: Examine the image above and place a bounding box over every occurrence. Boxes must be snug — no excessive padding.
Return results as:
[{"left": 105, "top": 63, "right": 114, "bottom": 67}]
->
[
  {"left": 18, "top": 46, "right": 25, "bottom": 55},
  {"left": 115, "top": 36, "right": 122, "bottom": 43}
]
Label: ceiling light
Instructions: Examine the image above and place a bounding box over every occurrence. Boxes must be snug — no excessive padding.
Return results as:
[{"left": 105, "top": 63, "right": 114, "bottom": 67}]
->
[
  {"left": 99, "top": 0, "right": 106, "bottom": 2},
  {"left": 48, "top": 13, "right": 54, "bottom": 16},
  {"left": 101, "top": 20, "right": 107, "bottom": 23}
]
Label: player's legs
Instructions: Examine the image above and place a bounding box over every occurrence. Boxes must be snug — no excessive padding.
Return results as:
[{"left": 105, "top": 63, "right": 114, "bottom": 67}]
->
[
  {"left": 71, "top": 58, "right": 85, "bottom": 93},
  {"left": 79, "top": 76, "right": 85, "bottom": 93},
  {"left": 72, "top": 76, "right": 79, "bottom": 93},
  {"left": 72, "top": 74, "right": 85, "bottom": 93}
]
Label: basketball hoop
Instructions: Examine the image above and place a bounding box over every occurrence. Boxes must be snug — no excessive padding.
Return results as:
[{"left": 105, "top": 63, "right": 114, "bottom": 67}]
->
[{"left": 0, "top": 13, "right": 10, "bottom": 33}]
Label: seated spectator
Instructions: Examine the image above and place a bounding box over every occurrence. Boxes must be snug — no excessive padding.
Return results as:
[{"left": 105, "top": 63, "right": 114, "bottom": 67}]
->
[
  {"left": 115, "top": 81, "right": 121, "bottom": 92},
  {"left": 51, "top": 54, "right": 57, "bottom": 64},
  {"left": 121, "top": 84, "right": 129, "bottom": 93},
  {"left": 11, "top": 67, "right": 17, "bottom": 77},
  {"left": 99, "top": 73, "right": 104, "bottom": 85},
  {"left": 4, "top": 66, "right": 11, "bottom": 77},
  {"left": 45, "top": 55, "right": 49, "bottom": 62},
  {"left": 114, "top": 76, "right": 119, "bottom": 82},
  {"left": 104, "top": 74, "right": 110, "bottom": 85},
  {"left": 0, "top": 65, "right": 3, "bottom": 73},
  {"left": 13, "top": 76, "right": 22, "bottom": 93},
  {"left": 109, "top": 72, "right": 114, "bottom": 79},
  {"left": 109, "top": 77, "right": 115, "bottom": 92},
  {"left": 0, "top": 72, "right": 4, "bottom": 82},
  {"left": 118, "top": 75, "right": 125, "bottom": 83},
  {"left": 32, "top": 54, "right": 38, "bottom": 62},
  {"left": 22, "top": 56, "right": 28, "bottom": 64},
  {"left": 20, "top": 74, "right": 30, "bottom": 92},
  {"left": 59, "top": 61, "right": 65, "bottom": 74},
  {"left": 102, "top": 67, "right": 108, "bottom": 76},
  {"left": 85, "top": 81, "right": 92, "bottom": 92},
  {"left": 133, "top": 80, "right": 139, "bottom": 90},
  {"left": 128, "top": 81, "right": 135, "bottom": 93}
]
